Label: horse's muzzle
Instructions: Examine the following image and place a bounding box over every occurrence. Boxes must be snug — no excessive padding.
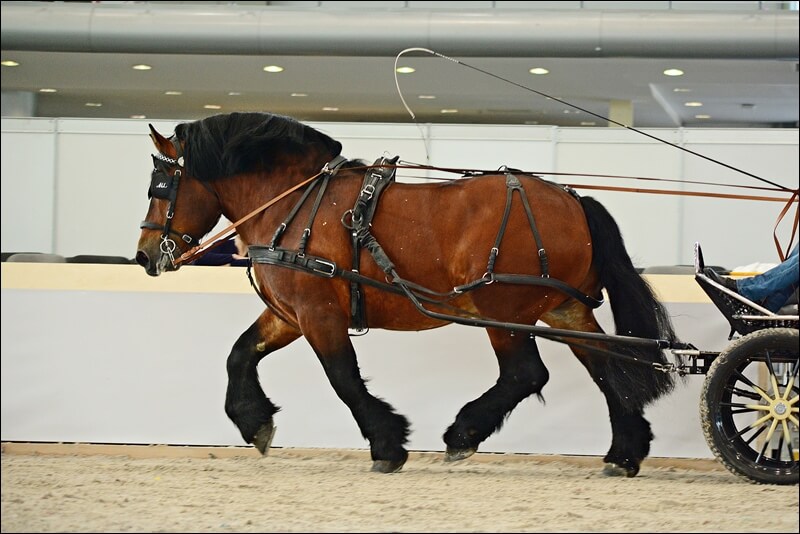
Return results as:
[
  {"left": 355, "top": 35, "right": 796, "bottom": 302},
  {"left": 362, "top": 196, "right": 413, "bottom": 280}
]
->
[{"left": 135, "top": 248, "right": 177, "bottom": 276}]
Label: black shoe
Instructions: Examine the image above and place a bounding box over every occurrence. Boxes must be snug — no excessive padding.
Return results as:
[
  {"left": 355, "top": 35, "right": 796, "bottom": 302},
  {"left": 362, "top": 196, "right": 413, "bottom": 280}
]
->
[{"left": 703, "top": 267, "right": 738, "bottom": 292}]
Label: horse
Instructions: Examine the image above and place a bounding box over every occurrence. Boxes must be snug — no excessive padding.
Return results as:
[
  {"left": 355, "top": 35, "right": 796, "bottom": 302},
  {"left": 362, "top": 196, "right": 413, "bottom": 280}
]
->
[{"left": 136, "top": 111, "right": 679, "bottom": 476}]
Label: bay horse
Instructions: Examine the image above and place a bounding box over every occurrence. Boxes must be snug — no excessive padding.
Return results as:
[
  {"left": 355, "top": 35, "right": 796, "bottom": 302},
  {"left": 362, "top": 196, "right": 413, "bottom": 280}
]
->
[{"left": 136, "top": 112, "right": 679, "bottom": 476}]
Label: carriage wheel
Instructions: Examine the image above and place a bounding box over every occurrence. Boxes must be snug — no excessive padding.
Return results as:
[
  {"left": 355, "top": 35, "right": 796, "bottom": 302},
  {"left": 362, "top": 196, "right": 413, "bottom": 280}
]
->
[{"left": 700, "top": 328, "right": 799, "bottom": 485}]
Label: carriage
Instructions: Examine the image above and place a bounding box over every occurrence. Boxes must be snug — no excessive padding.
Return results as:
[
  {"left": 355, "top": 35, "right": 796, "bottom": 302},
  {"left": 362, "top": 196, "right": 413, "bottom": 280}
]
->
[
  {"left": 136, "top": 112, "right": 798, "bottom": 485},
  {"left": 674, "top": 244, "right": 798, "bottom": 485}
]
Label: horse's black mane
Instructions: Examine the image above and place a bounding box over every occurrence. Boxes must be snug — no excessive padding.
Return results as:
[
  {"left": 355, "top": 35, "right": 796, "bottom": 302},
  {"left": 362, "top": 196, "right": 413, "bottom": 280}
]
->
[{"left": 174, "top": 112, "right": 343, "bottom": 182}]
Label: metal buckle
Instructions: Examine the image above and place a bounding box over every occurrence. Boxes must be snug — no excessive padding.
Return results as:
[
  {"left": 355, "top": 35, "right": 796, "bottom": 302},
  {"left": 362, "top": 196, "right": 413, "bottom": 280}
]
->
[
  {"left": 361, "top": 184, "right": 376, "bottom": 200},
  {"left": 312, "top": 259, "right": 336, "bottom": 277}
]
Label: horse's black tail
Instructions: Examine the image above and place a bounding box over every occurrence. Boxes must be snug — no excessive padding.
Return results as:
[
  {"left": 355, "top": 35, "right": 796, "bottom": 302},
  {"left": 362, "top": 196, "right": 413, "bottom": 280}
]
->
[{"left": 579, "top": 196, "right": 677, "bottom": 408}]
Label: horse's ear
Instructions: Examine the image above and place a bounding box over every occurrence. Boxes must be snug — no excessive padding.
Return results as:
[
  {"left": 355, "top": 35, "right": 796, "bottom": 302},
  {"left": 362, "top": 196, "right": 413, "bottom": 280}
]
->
[{"left": 148, "top": 123, "right": 171, "bottom": 153}]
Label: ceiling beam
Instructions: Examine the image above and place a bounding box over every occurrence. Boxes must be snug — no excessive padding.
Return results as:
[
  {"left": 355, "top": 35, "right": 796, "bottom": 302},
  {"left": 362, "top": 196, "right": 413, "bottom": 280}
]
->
[{"left": 2, "top": 3, "right": 798, "bottom": 60}]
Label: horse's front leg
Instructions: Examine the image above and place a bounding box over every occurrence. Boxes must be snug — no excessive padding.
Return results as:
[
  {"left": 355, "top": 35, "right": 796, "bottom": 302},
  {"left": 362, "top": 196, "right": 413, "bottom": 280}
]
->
[
  {"left": 299, "top": 313, "right": 411, "bottom": 473},
  {"left": 444, "top": 329, "right": 550, "bottom": 461},
  {"left": 224, "top": 309, "right": 301, "bottom": 455}
]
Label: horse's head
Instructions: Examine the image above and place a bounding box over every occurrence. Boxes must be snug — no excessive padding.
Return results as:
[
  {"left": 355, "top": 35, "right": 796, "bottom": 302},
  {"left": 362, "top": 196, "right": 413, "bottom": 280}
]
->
[{"left": 135, "top": 124, "right": 222, "bottom": 276}]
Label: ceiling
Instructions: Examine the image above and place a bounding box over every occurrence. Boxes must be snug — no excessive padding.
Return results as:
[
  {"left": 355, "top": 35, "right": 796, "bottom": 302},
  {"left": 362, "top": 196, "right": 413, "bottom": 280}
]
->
[{"left": 1, "top": 3, "right": 799, "bottom": 128}]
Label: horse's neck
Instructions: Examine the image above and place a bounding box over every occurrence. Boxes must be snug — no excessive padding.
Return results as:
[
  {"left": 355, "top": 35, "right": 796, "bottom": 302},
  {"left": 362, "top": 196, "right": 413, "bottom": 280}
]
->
[{"left": 220, "top": 154, "right": 336, "bottom": 242}]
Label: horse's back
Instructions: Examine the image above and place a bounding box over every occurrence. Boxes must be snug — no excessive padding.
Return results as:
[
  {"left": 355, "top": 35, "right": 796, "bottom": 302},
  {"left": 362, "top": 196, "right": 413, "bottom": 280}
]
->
[
  {"left": 361, "top": 173, "right": 596, "bottom": 325},
  {"left": 376, "top": 173, "right": 592, "bottom": 279}
]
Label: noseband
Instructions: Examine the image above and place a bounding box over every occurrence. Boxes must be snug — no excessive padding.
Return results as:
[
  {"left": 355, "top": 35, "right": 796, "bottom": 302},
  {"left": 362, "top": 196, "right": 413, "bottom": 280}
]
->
[{"left": 140, "top": 137, "right": 204, "bottom": 266}]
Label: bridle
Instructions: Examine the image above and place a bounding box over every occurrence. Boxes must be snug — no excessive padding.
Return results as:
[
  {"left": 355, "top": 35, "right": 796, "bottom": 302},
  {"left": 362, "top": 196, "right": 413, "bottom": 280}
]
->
[{"left": 139, "top": 137, "right": 210, "bottom": 267}]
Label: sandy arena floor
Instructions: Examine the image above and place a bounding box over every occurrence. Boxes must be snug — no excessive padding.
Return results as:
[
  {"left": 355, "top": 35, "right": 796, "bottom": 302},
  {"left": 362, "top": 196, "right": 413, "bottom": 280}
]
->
[{"left": 1, "top": 443, "right": 798, "bottom": 533}]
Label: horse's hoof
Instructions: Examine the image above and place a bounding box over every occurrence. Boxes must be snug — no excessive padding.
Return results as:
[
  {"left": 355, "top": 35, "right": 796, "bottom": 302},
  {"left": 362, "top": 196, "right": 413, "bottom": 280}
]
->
[
  {"left": 444, "top": 447, "right": 477, "bottom": 462},
  {"left": 602, "top": 462, "right": 638, "bottom": 478},
  {"left": 371, "top": 460, "right": 404, "bottom": 473},
  {"left": 253, "top": 423, "right": 276, "bottom": 456}
]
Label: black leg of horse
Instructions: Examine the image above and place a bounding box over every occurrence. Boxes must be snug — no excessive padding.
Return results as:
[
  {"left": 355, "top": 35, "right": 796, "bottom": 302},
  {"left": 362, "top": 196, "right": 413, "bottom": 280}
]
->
[
  {"left": 443, "top": 330, "right": 549, "bottom": 461},
  {"left": 542, "top": 303, "right": 654, "bottom": 477},
  {"left": 224, "top": 310, "right": 301, "bottom": 455},
  {"left": 301, "top": 321, "right": 410, "bottom": 473},
  {"left": 589, "top": 365, "right": 653, "bottom": 477}
]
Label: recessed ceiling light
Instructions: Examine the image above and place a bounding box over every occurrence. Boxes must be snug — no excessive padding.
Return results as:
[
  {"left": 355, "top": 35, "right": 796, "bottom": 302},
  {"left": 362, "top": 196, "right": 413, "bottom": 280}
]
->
[
  {"left": 529, "top": 67, "right": 549, "bottom": 75},
  {"left": 228, "top": 92, "right": 242, "bottom": 96},
  {"left": 1, "top": 60, "right": 20, "bottom": 67},
  {"left": 263, "top": 65, "right": 284, "bottom": 73},
  {"left": 165, "top": 91, "right": 182, "bottom": 96},
  {"left": 132, "top": 64, "right": 152, "bottom": 71},
  {"left": 684, "top": 101, "right": 703, "bottom": 107},
  {"left": 204, "top": 104, "right": 222, "bottom": 110},
  {"left": 322, "top": 107, "right": 339, "bottom": 111},
  {"left": 663, "top": 68, "right": 684, "bottom": 76},
  {"left": 85, "top": 102, "right": 103, "bottom": 107},
  {"left": 396, "top": 66, "right": 415, "bottom": 74},
  {"left": 38, "top": 88, "right": 57, "bottom": 93},
  {"left": 440, "top": 109, "right": 459, "bottom": 114},
  {"left": 694, "top": 114, "right": 711, "bottom": 119},
  {"left": 291, "top": 93, "right": 308, "bottom": 97},
  {"left": 673, "top": 88, "right": 692, "bottom": 93},
  {"left": 418, "top": 95, "right": 436, "bottom": 100}
]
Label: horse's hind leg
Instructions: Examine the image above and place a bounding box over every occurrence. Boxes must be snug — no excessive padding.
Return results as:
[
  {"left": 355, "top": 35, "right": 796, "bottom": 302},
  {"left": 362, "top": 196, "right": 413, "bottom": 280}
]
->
[
  {"left": 541, "top": 302, "right": 655, "bottom": 477},
  {"left": 300, "top": 318, "right": 411, "bottom": 473},
  {"left": 444, "top": 329, "right": 549, "bottom": 461},
  {"left": 224, "top": 309, "right": 301, "bottom": 455}
]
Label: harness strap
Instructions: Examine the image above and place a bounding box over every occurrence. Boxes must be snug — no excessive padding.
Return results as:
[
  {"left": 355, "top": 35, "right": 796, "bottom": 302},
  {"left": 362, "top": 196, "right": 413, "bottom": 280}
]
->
[
  {"left": 139, "top": 220, "right": 200, "bottom": 247},
  {"left": 248, "top": 246, "right": 603, "bottom": 310},
  {"left": 268, "top": 172, "right": 332, "bottom": 251},
  {"left": 175, "top": 155, "right": 349, "bottom": 267},
  {"left": 344, "top": 155, "right": 400, "bottom": 334},
  {"left": 488, "top": 173, "right": 549, "bottom": 278}
]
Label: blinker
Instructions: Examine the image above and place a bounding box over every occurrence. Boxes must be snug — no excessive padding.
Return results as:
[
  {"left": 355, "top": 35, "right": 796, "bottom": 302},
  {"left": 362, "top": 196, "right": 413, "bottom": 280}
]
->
[{"left": 148, "top": 154, "right": 177, "bottom": 200}]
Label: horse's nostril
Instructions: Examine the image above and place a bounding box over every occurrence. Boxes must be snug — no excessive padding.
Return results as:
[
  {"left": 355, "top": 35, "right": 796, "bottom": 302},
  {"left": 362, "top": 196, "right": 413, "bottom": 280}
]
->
[{"left": 135, "top": 250, "right": 149, "bottom": 268}]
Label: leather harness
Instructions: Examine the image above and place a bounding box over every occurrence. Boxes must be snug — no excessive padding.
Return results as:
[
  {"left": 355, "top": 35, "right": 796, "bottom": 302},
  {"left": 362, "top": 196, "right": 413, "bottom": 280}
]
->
[{"left": 248, "top": 155, "right": 603, "bottom": 335}]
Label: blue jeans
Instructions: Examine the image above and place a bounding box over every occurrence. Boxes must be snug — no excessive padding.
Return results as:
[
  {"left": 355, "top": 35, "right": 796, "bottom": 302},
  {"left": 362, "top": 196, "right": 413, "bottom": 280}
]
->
[{"left": 737, "top": 244, "right": 799, "bottom": 313}]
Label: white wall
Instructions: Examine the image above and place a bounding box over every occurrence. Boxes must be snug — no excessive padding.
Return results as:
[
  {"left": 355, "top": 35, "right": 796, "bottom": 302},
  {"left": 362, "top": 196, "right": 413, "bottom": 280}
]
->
[
  {"left": 1, "top": 117, "right": 797, "bottom": 269},
  {"left": 0, "top": 264, "right": 732, "bottom": 459}
]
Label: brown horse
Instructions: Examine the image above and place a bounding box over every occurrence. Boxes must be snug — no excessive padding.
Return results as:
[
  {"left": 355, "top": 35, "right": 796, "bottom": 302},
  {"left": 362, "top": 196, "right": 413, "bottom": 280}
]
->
[{"left": 136, "top": 112, "right": 679, "bottom": 476}]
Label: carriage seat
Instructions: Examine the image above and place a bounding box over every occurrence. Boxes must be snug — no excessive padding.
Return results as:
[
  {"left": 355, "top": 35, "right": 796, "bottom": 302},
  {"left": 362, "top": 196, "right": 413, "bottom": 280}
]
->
[
  {"left": 777, "top": 288, "right": 799, "bottom": 316},
  {"left": 693, "top": 243, "right": 799, "bottom": 338}
]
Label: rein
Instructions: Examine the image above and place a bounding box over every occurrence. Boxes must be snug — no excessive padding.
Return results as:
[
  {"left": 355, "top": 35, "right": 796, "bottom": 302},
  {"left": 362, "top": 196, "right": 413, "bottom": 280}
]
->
[
  {"left": 394, "top": 47, "right": 799, "bottom": 258},
  {"left": 172, "top": 159, "right": 345, "bottom": 267}
]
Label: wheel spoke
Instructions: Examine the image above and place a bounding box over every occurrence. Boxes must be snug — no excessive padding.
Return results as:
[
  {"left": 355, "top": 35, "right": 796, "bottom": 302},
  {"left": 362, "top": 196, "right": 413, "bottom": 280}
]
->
[
  {"left": 756, "top": 438, "right": 770, "bottom": 464},
  {"left": 726, "top": 385, "right": 762, "bottom": 401},
  {"left": 727, "top": 425, "right": 767, "bottom": 445},
  {"left": 783, "top": 373, "right": 797, "bottom": 401},
  {"left": 780, "top": 420, "right": 792, "bottom": 449},
  {"left": 733, "top": 368, "right": 760, "bottom": 391},
  {"left": 764, "top": 417, "right": 780, "bottom": 442},
  {"left": 750, "top": 413, "right": 772, "bottom": 428},
  {"left": 743, "top": 403, "right": 770, "bottom": 412}
]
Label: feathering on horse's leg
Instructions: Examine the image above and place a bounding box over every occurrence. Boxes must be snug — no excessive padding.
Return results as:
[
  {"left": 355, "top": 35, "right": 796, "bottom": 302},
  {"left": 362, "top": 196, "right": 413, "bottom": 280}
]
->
[
  {"left": 542, "top": 299, "right": 661, "bottom": 478},
  {"left": 224, "top": 310, "right": 301, "bottom": 456},
  {"left": 298, "top": 314, "right": 411, "bottom": 473},
  {"left": 443, "top": 329, "right": 549, "bottom": 462}
]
